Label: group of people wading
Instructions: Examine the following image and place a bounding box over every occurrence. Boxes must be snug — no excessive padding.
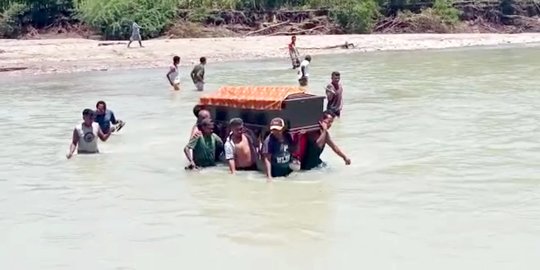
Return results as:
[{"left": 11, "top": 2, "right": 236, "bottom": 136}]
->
[
  {"left": 184, "top": 108, "right": 350, "bottom": 181},
  {"left": 67, "top": 35, "right": 350, "bottom": 181}
]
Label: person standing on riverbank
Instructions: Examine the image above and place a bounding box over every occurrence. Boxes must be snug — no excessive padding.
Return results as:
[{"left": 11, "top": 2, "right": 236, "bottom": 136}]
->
[
  {"left": 166, "top": 56, "right": 181, "bottom": 90},
  {"left": 191, "top": 57, "right": 206, "bottom": 91},
  {"left": 66, "top": 109, "right": 111, "bottom": 159},
  {"left": 298, "top": 55, "right": 311, "bottom": 87},
  {"left": 288, "top": 35, "right": 300, "bottom": 69},
  {"left": 325, "top": 71, "right": 344, "bottom": 117},
  {"left": 127, "top": 21, "right": 143, "bottom": 48}
]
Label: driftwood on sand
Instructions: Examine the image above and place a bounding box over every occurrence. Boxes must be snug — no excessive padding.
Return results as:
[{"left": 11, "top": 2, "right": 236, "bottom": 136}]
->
[
  {"left": 98, "top": 42, "right": 127, "bottom": 46},
  {"left": 0, "top": 67, "right": 28, "bottom": 72},
  {"left": 297, "top": 41, "right": 356, "bottom": 50}
]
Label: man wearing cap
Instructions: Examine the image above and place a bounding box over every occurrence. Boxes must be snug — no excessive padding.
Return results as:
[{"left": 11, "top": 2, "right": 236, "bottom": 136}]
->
[
  {"left": 224, "top": 118, "right": 258, "bottom": 174},
  {"left": 66, "top": 109, "right": 112, "bottom": 159},
  {"left": 184, "top": 118, "right": 223, "bottom": 169},
  {"left": 298, "top": 55, "right": 311, "bottom": 87},
  {"left": 261, "top": 117, "right": 296, "bottom": 181}
]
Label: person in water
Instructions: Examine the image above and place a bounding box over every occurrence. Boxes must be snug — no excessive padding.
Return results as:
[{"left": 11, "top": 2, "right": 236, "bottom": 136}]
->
[
  {"left": 298, "top": 55, "right": 311, "bottom": 87},
  {"left": 184, "top": 118, "right": 223, "bottom": 170},
  {"left": 166, "top": 56, "right": 181, "bottom": 90},
  {"left": 224, "top": 118, "right": 258, "bottom": 174},
  {"left": 190, "top": 108, "right": 211, "bottom": 138},
  {"left": 296, "top": 110, "right": 351, "bottom": 170},
  {"left": 262, "top": 118, "right": 297, "bottom": 181},
  {"left": 95, "top": 101, "right": 125, "bottom": 134},
  {"left": 288, "top": 35, "right": 300, "bottom": 69},
  {"left": 127, "top": 21, "right": 143, "bottom": 48},
  {"left": 191, "top": 57, "right": 206, "bottom": 91},
  {"left": 325, "top": 71, "right": 344, "bottom": 117},
  {"left": 67, "top": 109, "right": 111, "bottom": 159}
]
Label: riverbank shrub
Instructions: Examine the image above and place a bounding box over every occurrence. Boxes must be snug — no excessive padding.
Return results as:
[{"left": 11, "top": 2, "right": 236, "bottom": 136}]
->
[
  {"left": 331, "top": 0, "right": 380, "bottom": 33},
  {"left": 432, "top": 0, "right": 460, "bottom": 25},
  {"left": 0, "top": 3, "right": 29, "bottom": 38},
  {"left": 74, "top": 0, "right": 177, "bottom": 40}
]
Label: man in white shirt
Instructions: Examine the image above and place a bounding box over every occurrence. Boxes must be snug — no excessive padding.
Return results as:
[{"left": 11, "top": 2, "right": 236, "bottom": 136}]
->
[{"left": 298, "top": 55, "right": 311, "bottom": 86}]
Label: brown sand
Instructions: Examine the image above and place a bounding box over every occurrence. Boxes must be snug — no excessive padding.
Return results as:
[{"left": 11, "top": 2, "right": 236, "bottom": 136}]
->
[{"left": 1, "top": 33, "right": 540, "bottom": 76}]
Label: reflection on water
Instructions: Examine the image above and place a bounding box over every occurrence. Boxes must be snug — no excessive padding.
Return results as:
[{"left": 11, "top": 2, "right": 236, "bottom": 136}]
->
[{"left": 1, "top": 46, "right": 540, "bottom": 270}]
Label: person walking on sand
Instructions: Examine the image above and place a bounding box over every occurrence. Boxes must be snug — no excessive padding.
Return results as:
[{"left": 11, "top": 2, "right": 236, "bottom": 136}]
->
[
  {"left": 288, "top": 35, "right": 300, "bottom": 69},
  {"left": 191, "top": 57, "right": 206, "bottom": 91},
  {"left": 166, "top": 56, "right": 181, "bottom": 90},
  {"left": 298, "top": 55, "right": 311, "bottom": 87},
  {"left": 127, "top": 21, "right": 143, "bottom": 48},
  {"left": 325, "top": 71, "right": 344, "bottom": 117},
  {"left": 66, "top": 109, "right": 111, "bottom": 159}
]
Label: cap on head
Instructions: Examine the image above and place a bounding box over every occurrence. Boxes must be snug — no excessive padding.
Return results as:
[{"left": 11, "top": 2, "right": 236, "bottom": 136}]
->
[
  {"left": 229, "top": 118, "right": 244, "bottom": 127},
  {"left": 269, "top": 117, "right": 285, "bottom": 131},
  {"left": 82, "top": 108, "right": 95, "bottom": 117}
]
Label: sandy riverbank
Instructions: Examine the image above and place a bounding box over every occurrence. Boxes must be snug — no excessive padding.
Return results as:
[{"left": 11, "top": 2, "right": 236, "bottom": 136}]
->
[{"left": 1, "top": 33, "right": 540, "bottom": 76}]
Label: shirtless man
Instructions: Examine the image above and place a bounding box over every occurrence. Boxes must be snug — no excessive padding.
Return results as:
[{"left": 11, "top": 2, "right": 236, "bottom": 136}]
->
[
  {"left": 66, "top": 109, "right": 111, "bottom": 159},
  {"left": 166, "top": 56, "right": 181, "bottom": 90},
  {"left": 224, "top": 118, "right": 258, "bottom": 174}
]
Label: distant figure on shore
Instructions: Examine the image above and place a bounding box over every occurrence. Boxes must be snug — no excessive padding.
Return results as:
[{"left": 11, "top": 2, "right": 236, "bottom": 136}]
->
[
  {"left": 95, "top": 101, "right": 125, "bottom": 134},
  {"left": 325, "top": 71, "right": 344, "bottom": 117},
  {"left": 288, "top": 35, "right": 300, "bottom": 69},
  {"left": 298, "top": 55, "right": 311, "bottom": 87},
  {"left": 191, "top": 57, "right": 206, "bottom": 91},
  {"left": 127, "top": 21, "right": 143, "bottom": 48},
  {"left": 166, "top": 56, "right": 181, "bottom": 90},
  {"left": 66, "top": 109, "right": 111, "bottom": 159}
]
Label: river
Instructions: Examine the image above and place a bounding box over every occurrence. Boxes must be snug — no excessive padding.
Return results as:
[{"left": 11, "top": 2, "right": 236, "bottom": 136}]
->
[{"left": 1, "top": 46, "right": 539, "bottom": 269}]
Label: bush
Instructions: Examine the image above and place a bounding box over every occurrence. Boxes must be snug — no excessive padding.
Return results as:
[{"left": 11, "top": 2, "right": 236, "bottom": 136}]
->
[
  {"left": 74, "top": 0, "right": 177, "bottom": 40},
  {"left": 331, "top": 0, "right": 380, "bottom": 33},
  {"left": 0, "top": 2, "right": 29, "bottom": 38},
  {"left": 432, "top": 0, "right": 460, "bottom": 25}
]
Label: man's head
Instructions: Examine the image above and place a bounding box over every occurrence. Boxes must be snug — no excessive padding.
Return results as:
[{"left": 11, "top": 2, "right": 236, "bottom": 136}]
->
[
  {"left": 197, "top": 109, "right": 211, "bottom": 121},
  {"left": 197, "top": 118, "right": 214, "bottom": 135},
  {"left": 96, "top": 101, "right": 106, "bottom": 115},
  {"left": 82, "top": 108, "right": 95, "bottom": 124},
  {"left": 229, "top": 118, "right": 244, "bottom": 137},
  {"left": 291, "top": 35, "right": 296, "bottom": 43},
  {"left": 305, "top": 55, "right": 312, "bottom": 62},
  {"left": 321, "top": 110, "right": 336, "bottom": 129},
  {"left": 331, "top": 71, "right": 340, "bottom": 84},
  {"left": 200, "top": 57, "right": 207, "bottom": 65},
  {"left": 173, "top": 56, "right": 180, "bottom": 65},
  {"left": 269, "top": 117, "right": 285, "bottom": 137}
]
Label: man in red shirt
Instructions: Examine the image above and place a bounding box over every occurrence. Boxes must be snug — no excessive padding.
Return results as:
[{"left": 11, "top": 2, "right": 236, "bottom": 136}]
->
[{"left": 288, "top": 35, "right": 300, "bottom": 69}]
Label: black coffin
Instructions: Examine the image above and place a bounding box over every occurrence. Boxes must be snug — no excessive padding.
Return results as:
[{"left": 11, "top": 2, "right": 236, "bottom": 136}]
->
[{"left": 199, "top": 93, "right": 324, "bottom": 132}]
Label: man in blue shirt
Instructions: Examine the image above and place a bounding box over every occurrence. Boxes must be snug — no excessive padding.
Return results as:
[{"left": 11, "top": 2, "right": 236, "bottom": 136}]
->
[{"left": 94, "top": 101, "right": 125, "bottom": 134}]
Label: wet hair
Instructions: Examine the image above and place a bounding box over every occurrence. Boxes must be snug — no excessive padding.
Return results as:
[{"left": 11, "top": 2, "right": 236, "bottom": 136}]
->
[
  {"left": 322, "top": 110, "right": 336, "bottom": 119},
  {"left": 229, "top": 118, "right": 244, "bottom": 128},
  {"left": 197, "top": 118, "right": 213, "bottom": 130},
  {"left": 173, "top": 56, "right": 180, "bottom": 63},
  {"left": 305, "top": 55, "right": 312, "bottom": 61},
  {"left": 200, "top": 57, "right": 206, "bottom": 64},
  {"left": 82, "top": 108, "right": 95, "bottom": 116},
  {"left": 331, "top": 71, "right": 340, "bottom": 77},
  {"left": 96, "top": 100, "right": 106, "bottom": 108}
]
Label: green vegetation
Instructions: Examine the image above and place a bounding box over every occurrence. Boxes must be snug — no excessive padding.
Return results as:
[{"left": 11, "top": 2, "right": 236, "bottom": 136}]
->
[{"left": 0, "top": 0, "right": 473, "bottom": 39}]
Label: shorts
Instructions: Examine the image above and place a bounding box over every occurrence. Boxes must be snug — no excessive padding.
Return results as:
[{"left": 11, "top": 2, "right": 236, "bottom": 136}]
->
[
  {"left": 237, "top": 164, "right": 258, "bottom": 171},
  {"left": 298, "top": 77, "right": 308, "bottom": 86},
  {"left": 130, "top": 34, "right": 141, "bottom": 41},
  {"left": 195, "top": 81, "right": 204, "bottom": 91}
]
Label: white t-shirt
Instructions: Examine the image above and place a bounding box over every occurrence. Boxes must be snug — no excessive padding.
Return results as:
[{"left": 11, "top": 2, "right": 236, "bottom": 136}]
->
[
  {"left": 168, "top": 65, "right": 180, "bottom": 84},
  {"left": 297, "top": 60, "right": 310, "bottom": 79}
]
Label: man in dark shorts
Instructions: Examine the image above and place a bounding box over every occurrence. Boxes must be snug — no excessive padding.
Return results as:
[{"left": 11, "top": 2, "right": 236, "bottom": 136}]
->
[
  {"left": 296, "top": 110, "right": 351, "bottom": 170},
  {"left": 325, "top": 71, "right": 344, "bottom": 117}
]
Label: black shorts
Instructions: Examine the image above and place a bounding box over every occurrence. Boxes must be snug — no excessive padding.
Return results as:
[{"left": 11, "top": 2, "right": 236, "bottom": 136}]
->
[
  {"left": 237, "top": 164, "right": 258, "bottom": 171},
  {"left": 298, "top": 77, "right": 308, "bottom": 86}
]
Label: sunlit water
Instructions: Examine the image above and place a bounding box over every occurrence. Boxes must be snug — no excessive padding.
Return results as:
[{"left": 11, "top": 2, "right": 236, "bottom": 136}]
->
[{"left": 1, "top": 46, "right": 540, "bottom": 269}]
